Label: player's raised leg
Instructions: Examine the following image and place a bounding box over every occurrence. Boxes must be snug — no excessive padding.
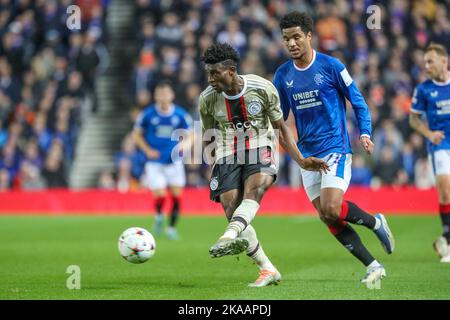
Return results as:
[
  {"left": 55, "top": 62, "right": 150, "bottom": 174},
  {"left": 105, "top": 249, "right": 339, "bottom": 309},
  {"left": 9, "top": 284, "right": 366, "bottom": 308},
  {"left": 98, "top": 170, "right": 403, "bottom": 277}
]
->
[
  {"left": 213, "top": 189, "right": 281, "bottom": 286},
  {"left": 220, "top": 172, "right": 274, "bottom": 241},
  {"left": 209, "top": 189, "right": 250, "bottom": 258}
]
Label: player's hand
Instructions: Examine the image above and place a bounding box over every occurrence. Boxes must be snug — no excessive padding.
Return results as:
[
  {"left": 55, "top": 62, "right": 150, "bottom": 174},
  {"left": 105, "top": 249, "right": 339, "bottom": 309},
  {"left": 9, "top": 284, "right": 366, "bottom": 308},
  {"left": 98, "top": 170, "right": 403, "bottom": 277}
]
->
[
  {"left": 299, "top": 157, "right": 330, "bottom": 173},
  {"left": 360, "top": 136, "right": 374, "bottom": 155},
  {"left": 429, "top": 131, "right": 445, "bottom": 145},
  {"left": 145, "top": 149, "right": 160, "bottom": 159}
]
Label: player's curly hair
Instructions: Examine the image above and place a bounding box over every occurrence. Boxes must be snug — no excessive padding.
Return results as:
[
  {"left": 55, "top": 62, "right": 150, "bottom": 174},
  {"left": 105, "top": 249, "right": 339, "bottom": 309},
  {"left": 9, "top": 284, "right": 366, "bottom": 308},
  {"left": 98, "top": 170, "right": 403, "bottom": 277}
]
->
[
  {"left": 279, "top": 11, "right": 313, "bottom": 34},
  {"left": 201, "top": 43, "right": 240, "bottom": 66}
]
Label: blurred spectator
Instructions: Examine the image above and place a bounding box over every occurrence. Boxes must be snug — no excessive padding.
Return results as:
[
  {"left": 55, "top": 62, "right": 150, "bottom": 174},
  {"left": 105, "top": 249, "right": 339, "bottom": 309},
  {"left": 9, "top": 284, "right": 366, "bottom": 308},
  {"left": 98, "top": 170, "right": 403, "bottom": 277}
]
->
[
  {"left": 74, "top": 28, "right": 109, "bottom": 112},
  {"left": 373, "top": 146, "right": 402, "bottom": 186},
  {"left": 42, "top": 141, "right": 68, "bottom": 188},
  {"left": 114, "top": 133, "right": 144, "bottom": 179},
  {"left": 15, "top": 161, "right": 46, "bottom": 190},
  {"left": 98, "top": 169, "right": 115, "bottom": 190},
  {"left": 414, "top": 158, "right": 435, "bottom": 189},
  {"left": 351, "top": 154, "right": 372, "bottom": 187},
  {"left": 0, "top": 168, "right": 10, "bottom": 191}
]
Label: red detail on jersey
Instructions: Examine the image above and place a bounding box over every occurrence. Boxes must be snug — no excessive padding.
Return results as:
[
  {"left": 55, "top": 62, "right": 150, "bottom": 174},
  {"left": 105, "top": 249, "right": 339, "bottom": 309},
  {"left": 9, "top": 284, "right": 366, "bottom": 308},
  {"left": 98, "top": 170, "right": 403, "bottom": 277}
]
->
[{"left": 239, "top": 96, "right": 250, "bottom": 150}]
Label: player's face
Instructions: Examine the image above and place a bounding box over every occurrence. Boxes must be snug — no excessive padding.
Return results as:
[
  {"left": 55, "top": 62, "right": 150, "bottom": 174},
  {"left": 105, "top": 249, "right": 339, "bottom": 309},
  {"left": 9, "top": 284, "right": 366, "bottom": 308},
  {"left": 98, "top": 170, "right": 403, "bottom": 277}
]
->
[
  {"left": 205, "top": 63, "right": 234, "bottom": 93},
  {"left": 154, "top": 85, "right": 174, "bottom": 108},
  {"left": 282, "top": 27, "right": 312, "bottom": 60},
  {"left": 424, "top": 50, "right": 447, "bottom": 80}
]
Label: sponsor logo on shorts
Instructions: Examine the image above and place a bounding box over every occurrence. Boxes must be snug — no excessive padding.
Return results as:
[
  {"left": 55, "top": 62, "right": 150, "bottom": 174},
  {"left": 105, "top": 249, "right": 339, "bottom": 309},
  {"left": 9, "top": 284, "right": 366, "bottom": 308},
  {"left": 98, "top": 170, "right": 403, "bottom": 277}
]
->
[{"left": 210, "top": 177, "right": 219, "bottom": 191}]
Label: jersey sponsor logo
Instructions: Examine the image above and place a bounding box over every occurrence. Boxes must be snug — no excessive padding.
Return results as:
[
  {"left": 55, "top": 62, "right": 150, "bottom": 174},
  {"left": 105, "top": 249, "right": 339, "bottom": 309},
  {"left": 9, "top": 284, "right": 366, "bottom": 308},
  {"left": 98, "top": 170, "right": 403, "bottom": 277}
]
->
[
  {"left": 340, "top": 68, "right": 353, "bottom": 87},
  {"left": 292, "top": 90, "right": 323, "bottom": 110},
  {"left": 292, "top": 90, "right": 319, "bottom": 100},
  {"left": 231, "top": 119, "right": 258, "bottom": 130},
  {"left": 314, "top": 73, "right": 324, "bottom": 85},
  {"left": 155, "top": 125, "right": 174, "bottom": 138},
  {"left": 285, "top": 80, "right": 294, "bottom": 88},
  {"left": 210, "top": 177, "right": 219, "bottom": 191},
  {"left": 247, "top": 100, "right": 262, "bottom": 115}
]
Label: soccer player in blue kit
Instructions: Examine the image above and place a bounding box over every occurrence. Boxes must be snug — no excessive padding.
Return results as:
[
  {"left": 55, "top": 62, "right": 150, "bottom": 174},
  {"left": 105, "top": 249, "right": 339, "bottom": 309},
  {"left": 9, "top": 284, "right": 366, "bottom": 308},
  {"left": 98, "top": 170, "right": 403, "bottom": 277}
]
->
[
  {"left": 410, "top": 43, "right": 450, "bottom": 263},
  {"left": 133, "top": 81, "right": 193, "bottom": 240},
  {"left": 273, "top": 11, "right": 395, "bottom": 284}
]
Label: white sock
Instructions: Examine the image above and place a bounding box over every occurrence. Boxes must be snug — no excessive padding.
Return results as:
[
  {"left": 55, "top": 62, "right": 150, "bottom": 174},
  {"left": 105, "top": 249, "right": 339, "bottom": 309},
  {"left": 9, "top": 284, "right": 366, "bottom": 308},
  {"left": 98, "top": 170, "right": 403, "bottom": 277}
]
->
[
  {"left": 367, "top": 260, "right": 381, "bottom": 270},
  {"left": 223, "top": 199, "right": 260, "bottom": 239},
  {"left": 240, "top": 225, "right": 275, "bottom": 271}
]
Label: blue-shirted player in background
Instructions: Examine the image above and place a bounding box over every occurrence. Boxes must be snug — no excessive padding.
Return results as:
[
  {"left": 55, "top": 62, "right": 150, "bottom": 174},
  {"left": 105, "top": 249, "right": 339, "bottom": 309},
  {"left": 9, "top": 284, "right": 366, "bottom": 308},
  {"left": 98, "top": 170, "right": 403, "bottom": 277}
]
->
[
  {"left": 133, "top": 81, "right": 193, "bottom": 239},
  {"left": 410, "top": 43, "right": 450, "bottom": 263},
  {"left": 273, "top": 12, "right": 395, "bottom": 285}
]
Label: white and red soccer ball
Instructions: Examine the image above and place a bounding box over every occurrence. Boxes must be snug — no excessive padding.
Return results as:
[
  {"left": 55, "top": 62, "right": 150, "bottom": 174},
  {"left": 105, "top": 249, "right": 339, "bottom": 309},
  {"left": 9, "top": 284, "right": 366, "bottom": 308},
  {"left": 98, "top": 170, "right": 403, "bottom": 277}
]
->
[{"left": 118, "top": 227, "right": 156, "bottom": 264}]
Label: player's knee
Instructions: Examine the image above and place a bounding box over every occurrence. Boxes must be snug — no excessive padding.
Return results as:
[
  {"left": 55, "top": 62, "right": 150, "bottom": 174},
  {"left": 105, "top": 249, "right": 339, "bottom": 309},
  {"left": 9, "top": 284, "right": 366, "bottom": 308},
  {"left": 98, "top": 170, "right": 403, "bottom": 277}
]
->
[
  {"left": 441, "top": 193, "right": 450, "bottom": 205},
  {"left": 319, "top": 203, "right": 340, "bottom": 225}
]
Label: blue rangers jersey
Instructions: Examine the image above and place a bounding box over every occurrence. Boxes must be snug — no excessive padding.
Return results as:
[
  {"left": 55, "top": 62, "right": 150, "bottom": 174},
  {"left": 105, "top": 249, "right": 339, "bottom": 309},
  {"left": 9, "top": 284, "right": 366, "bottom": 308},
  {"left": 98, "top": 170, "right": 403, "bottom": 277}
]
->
[
  {"left": 134, "top": 104, "right": 193, "bottom": 164},
  {"left": 410, "top": 73, "right": 450, "bottom": 152},
  {"left": 273, "top": 50, "right": 372, "bottom": 158}
]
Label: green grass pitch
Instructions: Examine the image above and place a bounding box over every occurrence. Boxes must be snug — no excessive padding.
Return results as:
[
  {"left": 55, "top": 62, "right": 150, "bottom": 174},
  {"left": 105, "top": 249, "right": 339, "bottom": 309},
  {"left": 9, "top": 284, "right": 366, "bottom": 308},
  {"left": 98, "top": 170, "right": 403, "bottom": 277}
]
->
[{"left": 0, "top": 214, "right": 449, "bottom": 300}]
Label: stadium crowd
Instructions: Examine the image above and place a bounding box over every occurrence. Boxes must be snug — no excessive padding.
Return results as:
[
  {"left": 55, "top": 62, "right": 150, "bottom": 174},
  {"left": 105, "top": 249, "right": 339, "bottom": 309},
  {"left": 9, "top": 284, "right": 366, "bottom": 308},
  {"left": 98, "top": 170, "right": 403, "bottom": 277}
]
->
[
  {"left": 1, "top": 0, "right": 449, "bottom": 191},
  {"left": 0, "top": 0, "right": 109, "bottom": 190},
  {"left": 116, "top": 0, "right": 449, "bottom": 191}
]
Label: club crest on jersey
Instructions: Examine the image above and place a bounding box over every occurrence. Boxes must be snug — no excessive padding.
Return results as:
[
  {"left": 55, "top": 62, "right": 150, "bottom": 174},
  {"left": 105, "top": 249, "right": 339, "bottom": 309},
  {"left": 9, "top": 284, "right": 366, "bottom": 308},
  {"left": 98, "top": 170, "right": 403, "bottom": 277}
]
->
[
  {"left": 210, "top": 177, "right": 219, "bottom": 191},
  {"left": 431, "top": 91, "right": 438, "bottom": 98},
  {"left": 150, "top": 117, "right": 160, "bottom": 125},
  {"left": 286, "top": 80, "right": 294, "bottom": 88},
  {"left": 248, "top": 100, "right": 262, "bottom": 115},
  {"left": 314, "top": 73, "right": 324, "bottom": 85}
]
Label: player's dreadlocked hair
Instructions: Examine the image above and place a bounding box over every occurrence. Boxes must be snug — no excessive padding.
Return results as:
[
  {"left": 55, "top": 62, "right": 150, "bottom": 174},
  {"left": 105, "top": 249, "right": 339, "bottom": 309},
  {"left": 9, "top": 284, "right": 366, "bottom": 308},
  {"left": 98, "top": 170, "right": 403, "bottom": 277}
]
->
[
  {"left": 279, "top": 11, "right": 314, "bottom": 34},
  {"left": 201, "top": 43, "right": 240, "bottom": 67}
]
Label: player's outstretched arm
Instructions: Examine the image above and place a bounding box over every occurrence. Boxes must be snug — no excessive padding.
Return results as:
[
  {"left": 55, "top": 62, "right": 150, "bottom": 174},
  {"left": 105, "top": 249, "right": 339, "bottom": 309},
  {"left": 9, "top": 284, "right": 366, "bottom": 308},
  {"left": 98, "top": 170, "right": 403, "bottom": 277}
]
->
[
  {"left": 409, "top": 112, "right": 445, "bottom": 145},
  {"left": 271, "top": 118, "right": 329, "bottom": 173}
]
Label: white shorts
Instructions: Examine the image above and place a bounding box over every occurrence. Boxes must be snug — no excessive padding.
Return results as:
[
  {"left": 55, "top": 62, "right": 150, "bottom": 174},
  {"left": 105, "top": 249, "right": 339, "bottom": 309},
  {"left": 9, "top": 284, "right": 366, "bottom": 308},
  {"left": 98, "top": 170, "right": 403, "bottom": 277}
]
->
[
  {"left": 429, "top": 149, "right": 450, "bottom": 176},
  {"left": 301, "top": 153, "right": 352, "bottom": 201},
  {"left": 142, "top": 161, "right": 186, "bottom": 190}
]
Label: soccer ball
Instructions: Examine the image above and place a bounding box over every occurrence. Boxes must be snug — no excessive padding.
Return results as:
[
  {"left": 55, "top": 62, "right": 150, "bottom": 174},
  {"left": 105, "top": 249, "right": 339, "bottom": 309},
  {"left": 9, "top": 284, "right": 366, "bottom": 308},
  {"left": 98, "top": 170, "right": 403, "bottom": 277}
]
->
[{"left": 118, "top": 227, "right": 156, "bottom": 264}]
